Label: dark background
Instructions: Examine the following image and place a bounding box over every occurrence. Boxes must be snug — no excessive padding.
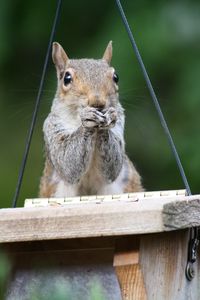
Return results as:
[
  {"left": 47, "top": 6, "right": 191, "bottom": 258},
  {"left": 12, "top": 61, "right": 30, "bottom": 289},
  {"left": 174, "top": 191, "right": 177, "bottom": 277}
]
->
[{"left": 1, "top": 0, "right": 200, "bottom": 208}]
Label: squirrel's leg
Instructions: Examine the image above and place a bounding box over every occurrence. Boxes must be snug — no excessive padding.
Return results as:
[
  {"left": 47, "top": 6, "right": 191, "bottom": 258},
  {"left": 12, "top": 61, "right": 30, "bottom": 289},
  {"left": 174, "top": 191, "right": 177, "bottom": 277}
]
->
[
  {"left": 96, "top": 129, "right": 124, "bottom": 182},
  {"left": 44, "top": 117, "right": 96, "bottom": 185}
]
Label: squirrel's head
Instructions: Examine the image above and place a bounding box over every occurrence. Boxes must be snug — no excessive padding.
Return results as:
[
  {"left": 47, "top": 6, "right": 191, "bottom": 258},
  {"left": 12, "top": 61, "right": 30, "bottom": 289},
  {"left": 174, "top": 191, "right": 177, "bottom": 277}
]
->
[{"left": 52, "top": 41, "right": 119, "bottom": 110}]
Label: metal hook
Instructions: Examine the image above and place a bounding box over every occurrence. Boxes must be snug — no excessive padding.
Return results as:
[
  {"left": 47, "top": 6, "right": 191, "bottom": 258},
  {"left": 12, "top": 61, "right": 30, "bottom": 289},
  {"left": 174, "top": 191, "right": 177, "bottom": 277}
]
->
[{"left": 185, "top": 227, "right": 199, "bottom": 281}]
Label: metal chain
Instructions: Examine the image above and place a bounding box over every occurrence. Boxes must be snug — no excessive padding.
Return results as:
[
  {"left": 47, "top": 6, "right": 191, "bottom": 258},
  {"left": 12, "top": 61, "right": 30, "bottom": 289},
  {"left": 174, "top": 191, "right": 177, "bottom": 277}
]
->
[{"left": 186, "top": 227, "right": 199, "bottom": 280}]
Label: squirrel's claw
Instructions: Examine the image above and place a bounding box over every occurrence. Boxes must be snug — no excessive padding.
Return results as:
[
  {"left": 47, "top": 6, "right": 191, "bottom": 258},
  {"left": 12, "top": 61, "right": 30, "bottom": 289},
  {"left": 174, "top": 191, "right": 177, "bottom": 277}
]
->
[
  {"left": 80, "top": 106, "right": 117, "bottom": 129},
  {"left": 80, "top": 107, "right": 105, "bottom": 128}
]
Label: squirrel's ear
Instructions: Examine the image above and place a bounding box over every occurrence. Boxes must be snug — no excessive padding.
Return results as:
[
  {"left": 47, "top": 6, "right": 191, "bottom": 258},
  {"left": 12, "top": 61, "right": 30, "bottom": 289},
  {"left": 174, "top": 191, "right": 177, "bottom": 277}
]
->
[
  {"left": 102, "top": 41, "right": 112, "bottom": 64},
  {"left": 52, "top": 42, "right": 69, "bottom": 77}
]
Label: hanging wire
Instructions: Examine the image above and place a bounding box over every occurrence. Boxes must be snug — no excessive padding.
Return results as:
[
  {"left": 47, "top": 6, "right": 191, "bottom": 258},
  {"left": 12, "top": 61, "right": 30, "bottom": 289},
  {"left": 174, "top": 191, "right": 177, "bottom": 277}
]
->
[
  {"left": 115, "top": 0, "right": 191, "bottom": 196},
  {"left": 114, "top": 0, "right": 199, "bottom": 282},
  {"left": 12, "top": 0, "right": 63, "bottom": 208}
]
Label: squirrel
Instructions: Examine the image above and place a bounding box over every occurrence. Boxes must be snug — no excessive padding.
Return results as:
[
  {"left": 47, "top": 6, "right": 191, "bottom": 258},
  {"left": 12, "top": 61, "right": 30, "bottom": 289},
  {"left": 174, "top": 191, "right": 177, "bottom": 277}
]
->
[{"left": 39, "top": 41, "right": 143, "bottom": 197}]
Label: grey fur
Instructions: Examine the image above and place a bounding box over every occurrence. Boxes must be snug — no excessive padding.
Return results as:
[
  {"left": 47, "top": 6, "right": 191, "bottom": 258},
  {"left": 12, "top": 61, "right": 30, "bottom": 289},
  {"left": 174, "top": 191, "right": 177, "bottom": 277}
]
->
[
  {"left": 40, "top": 43, "right": 143, "bottom": 197},
  {"left": 44, "top": 114, "right": 96, "bottom": 185},
  {"left": 43, "top": 104, "right": 123, "bottom": 186},
  {"left": 96, "top": 129, "right": 123, "bottom": 182}
]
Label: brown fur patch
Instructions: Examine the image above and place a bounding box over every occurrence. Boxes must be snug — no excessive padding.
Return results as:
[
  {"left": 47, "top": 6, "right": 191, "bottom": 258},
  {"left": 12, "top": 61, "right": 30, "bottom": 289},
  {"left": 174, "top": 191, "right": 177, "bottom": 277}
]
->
[
  {"left": 39, "top": 159, "right": 56, "bottom": 197},
  {"left": 123, "top": 158, "right": 144, "bottom": 193}
]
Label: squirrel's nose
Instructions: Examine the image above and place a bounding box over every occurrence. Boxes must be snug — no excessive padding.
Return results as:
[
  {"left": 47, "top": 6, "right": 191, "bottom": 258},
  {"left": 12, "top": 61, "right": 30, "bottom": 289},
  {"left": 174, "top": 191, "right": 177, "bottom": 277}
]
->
[
  {"left": 92, "top": 103, "right": 105, "bottom": 111},
  {"left": 88, "top": 94, "right": 106, "bottom": 110}
]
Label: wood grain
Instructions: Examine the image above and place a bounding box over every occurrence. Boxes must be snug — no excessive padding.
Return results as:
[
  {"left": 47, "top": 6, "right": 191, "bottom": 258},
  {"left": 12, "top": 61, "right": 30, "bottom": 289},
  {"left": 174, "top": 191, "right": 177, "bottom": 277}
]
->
[
  {"left": 0, "top": 195, "right": 200, "bottom": 243},
  {"left": 116, "top": 265, "right": 147, "bottom": 300},
  {"left": 139, "top": 230, "right": 200, "bottom": 300},
  {"left": 113, "top": 251, "right": 139, "bottom": 266},
  {"left": 163, "top": 199, "right": 200, "bottom": 230}
]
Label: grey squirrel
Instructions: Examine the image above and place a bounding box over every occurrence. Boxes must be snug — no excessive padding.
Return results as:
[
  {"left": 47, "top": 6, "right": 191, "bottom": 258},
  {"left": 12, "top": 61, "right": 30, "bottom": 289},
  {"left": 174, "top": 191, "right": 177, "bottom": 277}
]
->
[{"left": 39, "top": 41, "right": 143, "bottom": 197}]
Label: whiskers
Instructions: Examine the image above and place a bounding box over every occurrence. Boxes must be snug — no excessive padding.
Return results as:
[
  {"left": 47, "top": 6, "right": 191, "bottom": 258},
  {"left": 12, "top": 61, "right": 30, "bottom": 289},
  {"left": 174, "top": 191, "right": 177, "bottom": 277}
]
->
[
  {"left": 120, "top": 87, "right": 150, "bottom": 111},
  {"left": 6, "top": 87, "right": 55, "bottom": 124},
  {"left": 119, "top": 87, "right": 155, "bottom": 138}
]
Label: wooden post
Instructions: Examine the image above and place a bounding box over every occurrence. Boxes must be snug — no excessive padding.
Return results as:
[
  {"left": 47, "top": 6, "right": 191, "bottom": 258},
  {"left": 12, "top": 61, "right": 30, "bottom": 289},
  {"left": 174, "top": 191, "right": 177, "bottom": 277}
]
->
[{"left": 140, "top": 231, "right": 199, "bottom": 300}]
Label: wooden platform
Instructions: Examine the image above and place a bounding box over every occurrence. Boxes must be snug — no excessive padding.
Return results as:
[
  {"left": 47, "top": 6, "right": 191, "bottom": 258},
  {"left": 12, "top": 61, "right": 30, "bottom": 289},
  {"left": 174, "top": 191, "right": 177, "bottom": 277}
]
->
[
  {"left": 1, "top": 190, "right": 200, "bottom": 299},
  {"left": 2, "top": 189, "right": 200, "bottom": 243}
]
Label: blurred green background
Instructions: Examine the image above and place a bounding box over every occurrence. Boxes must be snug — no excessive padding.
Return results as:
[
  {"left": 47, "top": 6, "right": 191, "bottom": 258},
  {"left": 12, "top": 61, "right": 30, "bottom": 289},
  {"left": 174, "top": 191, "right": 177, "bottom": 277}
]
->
[{"left": 1, "top": 0, "right": 200, "bottom": 208}]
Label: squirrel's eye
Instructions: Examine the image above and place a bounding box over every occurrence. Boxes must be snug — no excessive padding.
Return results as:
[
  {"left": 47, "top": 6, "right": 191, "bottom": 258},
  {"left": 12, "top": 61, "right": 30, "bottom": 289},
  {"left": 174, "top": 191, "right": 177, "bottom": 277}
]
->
[
  {"left": 113, "top": 72, "right": 119, "bottom": 84},
  {"left": 64, "top": 72, "right": 72, "bottom": 85}
]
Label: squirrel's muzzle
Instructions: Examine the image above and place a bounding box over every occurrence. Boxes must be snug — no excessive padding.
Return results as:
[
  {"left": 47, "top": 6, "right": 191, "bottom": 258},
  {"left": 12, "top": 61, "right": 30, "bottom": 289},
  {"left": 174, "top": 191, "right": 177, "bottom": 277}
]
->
[{"left": 88, "top": 93, "right": 106, "bottom": 110}]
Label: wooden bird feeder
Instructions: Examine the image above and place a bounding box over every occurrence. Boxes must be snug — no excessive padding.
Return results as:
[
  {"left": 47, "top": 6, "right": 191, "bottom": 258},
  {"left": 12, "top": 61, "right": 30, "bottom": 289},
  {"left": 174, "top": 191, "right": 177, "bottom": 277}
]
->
[
  {"left": 1, "top": 190, "right": 200, "bottom": 299},
  {"left": 3, "top": 1, "right": 199, "bottom": 299}
]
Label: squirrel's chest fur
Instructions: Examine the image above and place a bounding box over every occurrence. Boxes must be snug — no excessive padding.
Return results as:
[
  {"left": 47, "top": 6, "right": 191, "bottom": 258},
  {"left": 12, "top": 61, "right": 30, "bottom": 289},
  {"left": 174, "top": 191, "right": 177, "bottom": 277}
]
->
[
  {"left": 40, "top": 106, "right": 143, "bottom": 197},
  {"left": 53, "top": 158, "right": 107, "bottom": 197},
  {"left": 52, "top": 155, "right": 127, "bottom": 197},
  {"left": 43, "top": 109, "right": 126, "bottom": 197},
  {"left": 39, "top": 98, "right": 143, "bottom": 197},
  {"left": 77, "top": 147, "right": 109, "bottom": 195}
]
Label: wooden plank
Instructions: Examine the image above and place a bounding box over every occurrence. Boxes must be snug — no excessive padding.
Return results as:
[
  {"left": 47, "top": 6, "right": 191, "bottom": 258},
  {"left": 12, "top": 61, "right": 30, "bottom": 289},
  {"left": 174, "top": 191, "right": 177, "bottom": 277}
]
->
[
  {"left": 139, "top": 230, "right": 200, "bottom": 300},
  {"left": 0, "top": 194, "right": 200, "bottom": 243},
  {"left": 114, "top": 237, "right": 147, "bottom": 300},
  {"left": 115, "top": 265, "right": 147, "bottom": 300},
  {"left": 113, "top": 251, "right": 139, "bottom": 266},
  {"left": 1, "top": 237, "right": 115, "bottom": 253},
  {"left": 163, "top": 199, "right": 200, "bottom": 230}
]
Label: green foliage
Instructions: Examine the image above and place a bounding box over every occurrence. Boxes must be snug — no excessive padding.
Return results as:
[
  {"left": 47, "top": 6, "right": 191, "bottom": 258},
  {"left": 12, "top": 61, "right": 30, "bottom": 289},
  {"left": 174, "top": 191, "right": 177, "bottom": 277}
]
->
[{"left": 1, "top": 0, "right": 200, "bottom": 207}]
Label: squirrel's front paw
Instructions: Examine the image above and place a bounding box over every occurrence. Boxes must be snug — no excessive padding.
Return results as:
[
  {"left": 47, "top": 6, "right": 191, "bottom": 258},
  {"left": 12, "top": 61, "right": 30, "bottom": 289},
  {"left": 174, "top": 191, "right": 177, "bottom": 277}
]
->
[
  {"left": 80, "top": 107, "right": 106, "bottom": 128},
  {"left": 100, "top": 107, "right": 117, "bottom": 129}
]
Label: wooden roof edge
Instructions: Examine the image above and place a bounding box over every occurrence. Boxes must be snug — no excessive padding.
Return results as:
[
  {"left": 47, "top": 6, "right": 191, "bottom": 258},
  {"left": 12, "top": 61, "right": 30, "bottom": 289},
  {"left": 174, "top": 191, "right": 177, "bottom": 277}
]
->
[{"left": 0, "top": 192, "right": 199, "bottom": 243}]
